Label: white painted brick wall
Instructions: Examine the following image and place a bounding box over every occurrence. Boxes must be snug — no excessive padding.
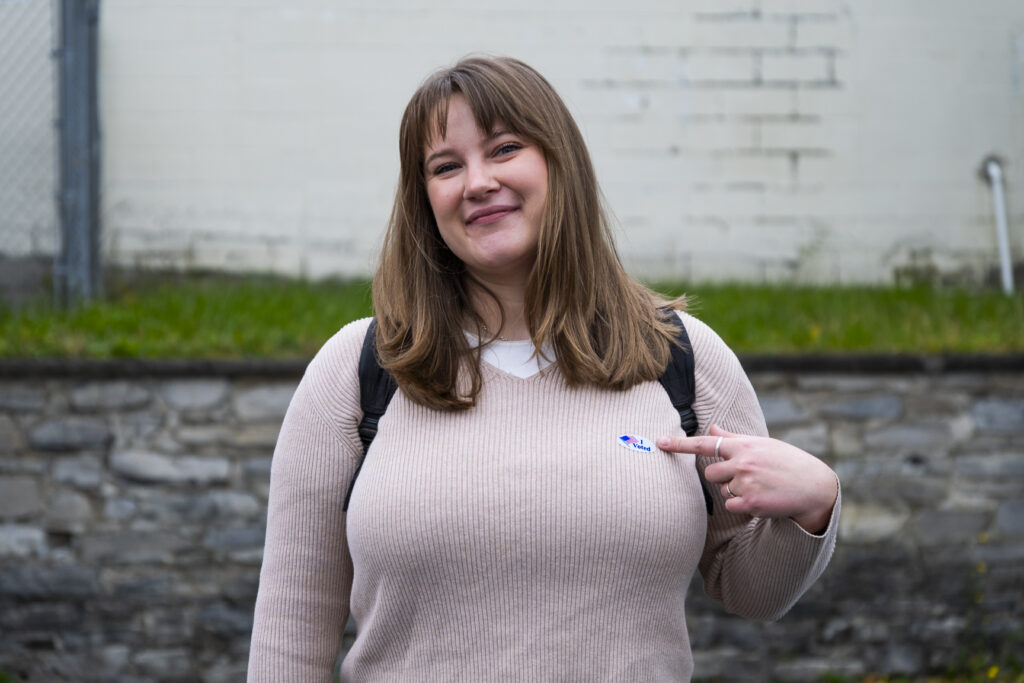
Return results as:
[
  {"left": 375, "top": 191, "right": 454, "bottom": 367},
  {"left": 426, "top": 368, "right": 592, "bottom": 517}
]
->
[
  {"left": 94, "top": 1, "right": 1024, "bottom": 285},
  {"left": 761, "top": 0, "right": 844, "bottom": 16},
  {"left": 794, "top": 16, "right": 853, "bottom": 52},
  {"left": 761, "top": 51, "right": 833, "bottom": 83},
  {"left": 690, "top": 16, "right": 792, "bottom": 51}
]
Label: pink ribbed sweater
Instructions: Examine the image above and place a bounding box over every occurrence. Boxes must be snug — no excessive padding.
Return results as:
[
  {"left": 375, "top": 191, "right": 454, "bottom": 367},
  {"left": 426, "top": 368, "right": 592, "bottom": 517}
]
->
[{"left": 247, "top": 313, "right": 839, "bottom": 682}]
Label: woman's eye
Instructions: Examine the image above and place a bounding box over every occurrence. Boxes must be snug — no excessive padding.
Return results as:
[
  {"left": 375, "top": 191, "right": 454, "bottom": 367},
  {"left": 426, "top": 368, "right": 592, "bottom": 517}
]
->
[
  {"left": 495, "top": 142, "right": 522, "bottom": 156},
  {"left": 432, "top": 162, "right": 458, "bottom": 175}
]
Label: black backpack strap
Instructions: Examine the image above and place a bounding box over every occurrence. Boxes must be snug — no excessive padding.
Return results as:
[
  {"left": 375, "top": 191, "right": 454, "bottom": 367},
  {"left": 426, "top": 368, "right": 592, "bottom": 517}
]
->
[
  {"left": 658, "top": 310, "right": 699, "bottom": 437},
  {"left": 344, "top": 318, "right": 397, "bottom": 511},
  {"left": 657, "top": 310, "right": 712, "bottom": 515}
]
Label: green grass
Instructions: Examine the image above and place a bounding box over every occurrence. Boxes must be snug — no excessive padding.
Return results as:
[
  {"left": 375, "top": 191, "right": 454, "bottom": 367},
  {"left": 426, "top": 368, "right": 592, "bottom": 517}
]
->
[
  {"left": 0, "top": 275, "right": 1021, "bottom": 359},
  {"left": 664, "top": 282, "right": 1024, "bottom": 354},
  {"left": 0, "top": 275, "right": 374, "bottom": 359}
]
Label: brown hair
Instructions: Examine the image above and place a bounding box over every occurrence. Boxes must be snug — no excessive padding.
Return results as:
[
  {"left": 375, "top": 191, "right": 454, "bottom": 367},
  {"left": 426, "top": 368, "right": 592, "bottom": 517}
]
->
[{"left": 372, "top": 55, "right": 684, "bottom": 411}]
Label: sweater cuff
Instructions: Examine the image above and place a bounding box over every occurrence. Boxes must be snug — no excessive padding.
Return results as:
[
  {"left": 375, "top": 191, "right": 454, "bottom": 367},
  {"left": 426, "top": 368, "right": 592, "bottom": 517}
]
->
[{"left": 787, "top": 474, "right": 842, "bottom": 538}]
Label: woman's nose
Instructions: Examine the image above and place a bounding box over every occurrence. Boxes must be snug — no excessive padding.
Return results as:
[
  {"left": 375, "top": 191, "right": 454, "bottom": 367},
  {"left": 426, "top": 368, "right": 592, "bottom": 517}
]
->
[{"left": 463, "top": 162, "right": 500, "bottom": 199}]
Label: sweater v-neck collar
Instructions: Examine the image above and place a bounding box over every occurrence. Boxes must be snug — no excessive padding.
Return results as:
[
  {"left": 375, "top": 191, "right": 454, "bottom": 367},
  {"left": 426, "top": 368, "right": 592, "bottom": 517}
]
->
[{"left": 465, "top": 332, "right": 556, "bottom": 380}]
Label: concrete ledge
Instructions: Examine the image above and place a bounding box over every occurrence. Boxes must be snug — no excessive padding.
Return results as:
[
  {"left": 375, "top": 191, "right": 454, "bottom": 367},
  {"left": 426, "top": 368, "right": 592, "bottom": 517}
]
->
[
  {"left": 1, "top": 354, "right": 1023, "bottom": 378},
  {"left": 738, "top": 353, "right": 1024, "bottom": 373},
  {"left": 0, "top": 358, "right": 310, "bottom": 379}
]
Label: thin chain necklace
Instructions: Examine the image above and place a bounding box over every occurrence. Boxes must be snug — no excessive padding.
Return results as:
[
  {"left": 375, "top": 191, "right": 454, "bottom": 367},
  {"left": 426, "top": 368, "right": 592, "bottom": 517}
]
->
[{"left": 480, "top": 323, "right": 510, "bottom": 342}]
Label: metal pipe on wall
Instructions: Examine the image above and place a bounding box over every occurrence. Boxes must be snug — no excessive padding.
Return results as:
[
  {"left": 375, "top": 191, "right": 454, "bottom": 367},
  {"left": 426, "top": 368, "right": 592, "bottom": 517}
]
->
[
  {"left": 56, "top": 0, "right": 102, "bottom": 304},
  {"left": 981, "top": 156, "right": 1015, "bottom": 295}
]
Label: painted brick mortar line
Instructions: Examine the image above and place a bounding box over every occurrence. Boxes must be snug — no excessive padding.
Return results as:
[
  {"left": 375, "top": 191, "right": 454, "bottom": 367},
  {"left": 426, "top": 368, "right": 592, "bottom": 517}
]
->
[
  {"left": 694, "top": 12, "right": 841, "bottom": 23},
  {"left": 603, "top": 47, "right": 843, "bottom": 56}
]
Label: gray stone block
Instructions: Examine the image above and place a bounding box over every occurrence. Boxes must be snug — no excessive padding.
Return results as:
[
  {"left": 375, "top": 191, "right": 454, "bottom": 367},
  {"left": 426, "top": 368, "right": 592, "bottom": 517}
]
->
[
  {"left": 864, "top": 423, "right": 950, "bottom": 452},
  {"left": 202, "top": 658, "right": 249, "bottom": 683},
  {"left": 820, "top": 394, "right": 903, "bottom": 421},
  {"left": 79, "top": 531, "right": 189, "bottom": 564},
  {"left": 112, "top": 411, "right": 163, "bottom": 442},
  {"left": 147, "top": 431, "right": 186, "bottom": 456},
  {"left": 773, "top": 657, "right": 855, "bottom": 682},
  {"left": 233, "top": 384, "right": 297, "bottom": 422},
  {"left": 104, "top": 497, "right": 137, "bottom": 521},
  {"left": 972, "top": 398, "right": 1024, "bottom": 434},
  {"left": 758, "top": 396, "right": 808, "bottom": 427},
  {"left": 0, "top": 383, "right": 47, "bottom": 412},
  {"left": 142, "top": 606, "right": 196, "bottom": 643},
  {"left": 773, "top": 423, "right": 828, "bottom": 455},
  {"left": 244, "top": 457, "right": 272, "bottom": 478},
  {"left": 838, "top": 503, "right": 910, "bottom": 542},
  {"left": 70, "top": 382, "right": 151, "bottom": 412},
  {"left": 910, "top": 509, "right": 990, "bottom": 546},
  {"left": 131, "top": 494, "right": 196, "bottom": 523},
  {"left": 0, "top": 476, "right": 42, "bottom": 519},
  {"left": 162, "top": 379, "right": 230, "bottom": 410},
  {"left": 111, "top": 450, "right": 231, "bottom": 485},
  {"left": 0, "top": 600, "right": 81, "bottom": 633},
  {"left": 28, "top": 417, "right": 112, "bottom": 452},
  {"left": 133, "top": 648, "right": 192, "bottom": 679},
  {"left": 0, "top": 455, "right": 46, "bottom": 475},
  {"left": 225, "top": 423, "right": 280, "bottom": 449},
  {"left": 0, "top": 415, "right": 24, "bottom": 454},
  {"left": 994, "top": 500, "right": 1024, "bottom": 537},
  {"left": 99, "top": 644, "right": 131, "bottom": 676},
  {"left": 132, "top": 491, "right": 261, "bottom": 524},
  {"left": 0, "top": 524, "right": 46, "bottom": 558},
  {"left": 955, "top": 453, "right": 1024, "bottom": 478},
  {"left": 829, "top": 425, "right": 863, "bottom": 459},
  {"left": 191, "top": 491, "right": 262, "bottom": 520},
  {"left": 46, "top": 489, "right": 94, "bottom": 532},
  {"left": 884, "top": 642, "right": 924, "bottom": 674},
  {"left": 174, "top": 424, "right": 230, "bottom": 447},
  {"left": 843, "top": 469, "right": 949, "bottom": 508},
  {"left": 199, "top": 603, "right": 254, "bottom": 638},
  {"left": 179, "top": 404, "right": 230, "bottom": 425},
  {"left": 53, "top": 454, "right": 104, "bottom": 488},
  {"left": 203, "top": 525, "right": 265, "bottom": 551},
  {"left": 0, "top": 563, "right": 99, "bottom": 598},
  {"left": 797, "top": 375, "right": 912, "bottom": 393},
  {"left": 104, "top": 570, "right": 176, "bottom": 599}
]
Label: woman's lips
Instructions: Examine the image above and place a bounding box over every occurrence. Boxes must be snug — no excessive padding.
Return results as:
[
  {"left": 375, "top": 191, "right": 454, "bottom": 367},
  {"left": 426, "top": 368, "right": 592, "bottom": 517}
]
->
[{"left": 465, "top": 205, "right": 518, "bottom": 226}]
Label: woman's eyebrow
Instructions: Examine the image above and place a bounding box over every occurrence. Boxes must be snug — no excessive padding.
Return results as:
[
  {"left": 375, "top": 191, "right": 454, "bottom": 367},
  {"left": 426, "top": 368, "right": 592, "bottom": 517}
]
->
[{"left": 424, "top": 148, "right": 452, "bottom": 168}]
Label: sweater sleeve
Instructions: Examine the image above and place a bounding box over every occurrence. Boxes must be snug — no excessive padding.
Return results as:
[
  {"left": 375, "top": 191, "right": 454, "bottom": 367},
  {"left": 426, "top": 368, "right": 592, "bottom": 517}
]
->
[
  {"left": 682, "top": 313, "right": 840, "bottom": 621},
  {"left": 247, "top": 318, "right": 371, "bottom": 682}
]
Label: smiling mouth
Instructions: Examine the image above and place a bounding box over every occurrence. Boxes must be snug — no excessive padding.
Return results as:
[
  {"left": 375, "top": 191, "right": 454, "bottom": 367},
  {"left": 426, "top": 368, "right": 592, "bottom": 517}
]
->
[{"left": 466, "top": 205, "right": 518, "bottom": 226}]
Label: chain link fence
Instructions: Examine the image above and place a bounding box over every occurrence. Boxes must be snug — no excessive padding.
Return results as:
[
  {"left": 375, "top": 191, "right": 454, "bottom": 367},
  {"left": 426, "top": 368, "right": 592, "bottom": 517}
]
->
[{"left": 0, "top": 0, "right": 59, "bottom": 302}]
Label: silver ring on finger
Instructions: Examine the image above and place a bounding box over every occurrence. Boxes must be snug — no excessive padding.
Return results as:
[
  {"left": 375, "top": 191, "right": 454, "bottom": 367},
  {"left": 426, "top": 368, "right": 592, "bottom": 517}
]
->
[
  {"left": 714, "top": 436, "right": 724, "bottom": 459},
  {"left": 726, "top": 481, "right": 738, "bottom": 498}
]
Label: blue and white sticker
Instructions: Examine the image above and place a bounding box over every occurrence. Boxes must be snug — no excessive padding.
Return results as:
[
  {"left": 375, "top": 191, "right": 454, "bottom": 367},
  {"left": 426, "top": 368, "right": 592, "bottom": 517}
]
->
[{"left": 618, "top": 434, "right": 654, "bottom": 453}]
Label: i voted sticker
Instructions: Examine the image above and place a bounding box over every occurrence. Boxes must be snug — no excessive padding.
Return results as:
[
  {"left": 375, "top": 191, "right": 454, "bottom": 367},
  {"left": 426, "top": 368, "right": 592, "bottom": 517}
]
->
[{"left": 618, "top": 434, "right": 654, "bottom": 453}]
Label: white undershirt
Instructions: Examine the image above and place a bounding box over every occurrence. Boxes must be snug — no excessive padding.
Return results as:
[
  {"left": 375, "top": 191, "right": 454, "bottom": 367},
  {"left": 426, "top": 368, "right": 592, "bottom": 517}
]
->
[{"left": 464, "top": 332, "right": 556, "bottom": 379}]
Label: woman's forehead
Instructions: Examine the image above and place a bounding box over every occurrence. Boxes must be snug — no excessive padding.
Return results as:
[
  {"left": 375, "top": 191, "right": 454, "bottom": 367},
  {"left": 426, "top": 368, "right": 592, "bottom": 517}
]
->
[{"left": 423, "top": 96, "right": 506, "bottom": 148}]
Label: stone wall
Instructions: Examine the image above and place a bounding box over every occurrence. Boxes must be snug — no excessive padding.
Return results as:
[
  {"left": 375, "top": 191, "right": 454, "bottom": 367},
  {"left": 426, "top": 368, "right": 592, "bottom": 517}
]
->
[{"left": 1, "top": 359, "right": 1022, "bottom": 682}]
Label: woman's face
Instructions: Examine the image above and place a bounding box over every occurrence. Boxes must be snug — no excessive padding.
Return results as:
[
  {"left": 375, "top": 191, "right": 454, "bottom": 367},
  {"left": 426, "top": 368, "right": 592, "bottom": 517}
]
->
[{"left": 423, "top": 95, "right": 548, "bottom": 288}]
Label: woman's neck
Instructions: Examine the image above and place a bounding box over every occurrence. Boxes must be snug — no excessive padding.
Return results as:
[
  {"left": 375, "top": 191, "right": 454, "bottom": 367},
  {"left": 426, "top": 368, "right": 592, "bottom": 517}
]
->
[{"left": 468, "top": 280, "right": 530, "bottom": 341}]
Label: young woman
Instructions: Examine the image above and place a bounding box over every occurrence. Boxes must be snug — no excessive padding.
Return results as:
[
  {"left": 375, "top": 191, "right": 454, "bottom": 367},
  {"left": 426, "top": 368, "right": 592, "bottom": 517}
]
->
[{"left": 247, "top": 56, "right": 839, "bottom": 682}]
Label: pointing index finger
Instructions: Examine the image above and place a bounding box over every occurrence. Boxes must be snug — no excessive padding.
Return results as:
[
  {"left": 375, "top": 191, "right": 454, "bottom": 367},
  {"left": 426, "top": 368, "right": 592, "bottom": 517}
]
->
[{"left": 657, "top": 435, "right": 721, "bottom": 456}]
